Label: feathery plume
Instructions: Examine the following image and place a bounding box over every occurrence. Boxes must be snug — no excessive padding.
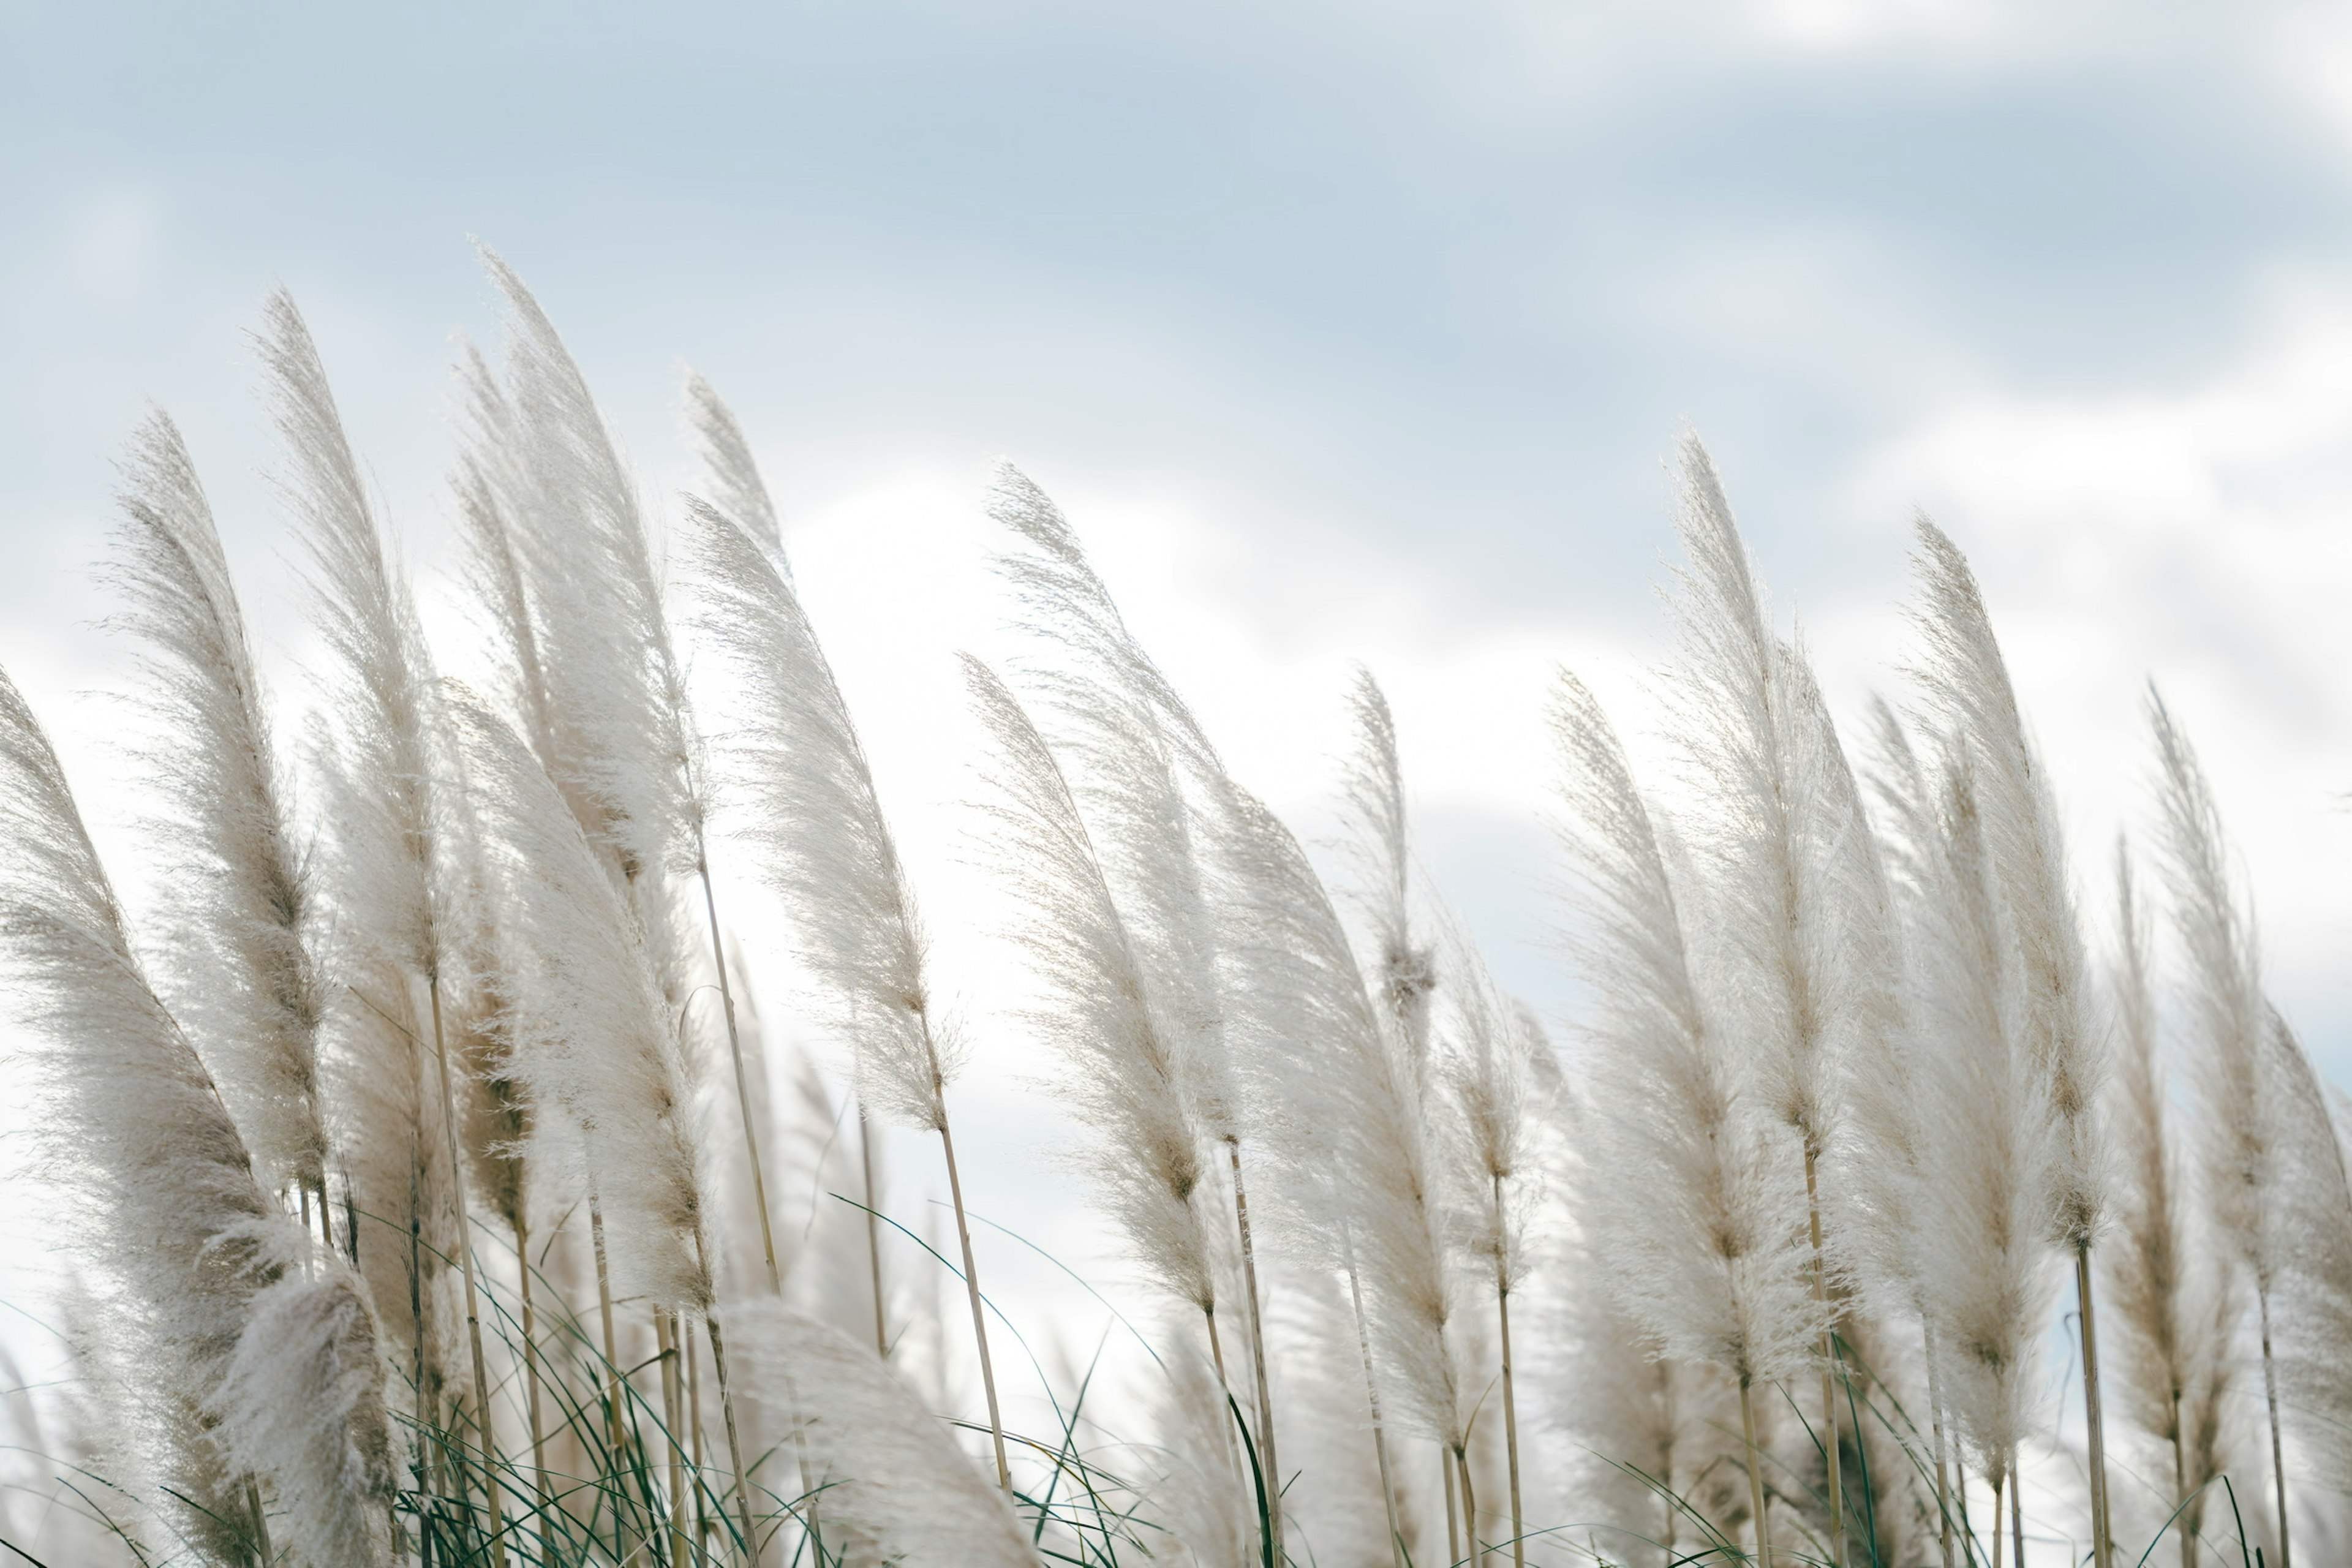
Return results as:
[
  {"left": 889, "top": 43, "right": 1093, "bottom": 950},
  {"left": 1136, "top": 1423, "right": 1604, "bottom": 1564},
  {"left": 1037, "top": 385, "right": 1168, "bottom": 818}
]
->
[
  {"left": 1910, "top": 517, "right": 2111, "bottom": 1564},
  {"left": 1664, "top": 438, "right": 1899, "bottom": 1564},
  {"left": 731, "top": 1303, "right": 1036, "bottom": 1566},
  {"left": 0, "top": 663, "right": 393, "bottom": 1566},
  {"left": 682, "top": 496, "right": 1011, "bottom": 1487},
  {"left": 963, "top": 657, "right": 1223, "bottom": 1323},
  {"left": 2104, "top": 840, "right": 2234, "bottom": 1564},
  {"left": 2150, "top": 688, "right": 2291, "bottom": 1567},
  {"left": 1442, "top": 939, "right": 1550, "bottom": 1568},
  {"left": 107, "top": 410, "right": 331, "bottom": 1210},
  {"left": 1908, "top": 748, "right": 2059, "bottom": 1553},
  {"left": 1547, "top": 667, "right": 1814, "bottom": 1564},
  {"left": 262, "top": 288, "right": 507, "bottom": 1561},
  {"left": 684, "top": 369, "right": 783, "bottom": 553},
  {"left": 1219, "top": 778, "right": 1468, "bottom": 1499}
]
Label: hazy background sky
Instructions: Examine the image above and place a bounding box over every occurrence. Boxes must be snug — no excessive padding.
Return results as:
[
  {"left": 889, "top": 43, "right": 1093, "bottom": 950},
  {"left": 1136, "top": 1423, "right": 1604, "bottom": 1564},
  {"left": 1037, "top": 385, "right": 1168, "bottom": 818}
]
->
[{"left": 6, "top": 0, "right": 2352, "bottom": 1363}]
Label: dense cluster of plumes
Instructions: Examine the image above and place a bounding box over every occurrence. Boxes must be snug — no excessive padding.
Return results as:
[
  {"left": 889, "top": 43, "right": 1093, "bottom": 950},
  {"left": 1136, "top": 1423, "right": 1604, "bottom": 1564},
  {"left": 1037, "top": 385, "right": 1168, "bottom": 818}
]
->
[{"left": 1, "top": 259, "right": 2347, "bottom": 1568}]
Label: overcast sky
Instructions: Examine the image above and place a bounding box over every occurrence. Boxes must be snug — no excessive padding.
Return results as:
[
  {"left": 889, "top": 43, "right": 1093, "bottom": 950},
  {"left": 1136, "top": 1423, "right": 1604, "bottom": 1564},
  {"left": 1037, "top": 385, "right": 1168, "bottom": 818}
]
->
[{"left": 6, "top": 0, "right": 2352, "bottom": 1359}]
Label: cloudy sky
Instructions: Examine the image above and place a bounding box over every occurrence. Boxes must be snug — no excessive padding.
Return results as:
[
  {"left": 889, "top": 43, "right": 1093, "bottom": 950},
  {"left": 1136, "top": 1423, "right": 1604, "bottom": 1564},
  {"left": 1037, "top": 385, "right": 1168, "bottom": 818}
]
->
[{"left": 6, "top": 0, "right": 2352, "bottom": 1356}]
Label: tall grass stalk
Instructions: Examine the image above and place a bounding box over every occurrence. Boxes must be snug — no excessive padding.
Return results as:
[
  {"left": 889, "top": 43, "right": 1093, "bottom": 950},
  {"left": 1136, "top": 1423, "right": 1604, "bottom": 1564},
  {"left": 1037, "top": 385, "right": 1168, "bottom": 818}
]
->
[{"left": 685, "top": 496, "right": 1010, "bottom": 1489}]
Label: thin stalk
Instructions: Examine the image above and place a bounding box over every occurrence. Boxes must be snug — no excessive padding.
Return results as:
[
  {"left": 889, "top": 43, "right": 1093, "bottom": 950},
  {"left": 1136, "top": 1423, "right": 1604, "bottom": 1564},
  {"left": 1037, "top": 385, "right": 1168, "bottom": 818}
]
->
[
  {"left": 1490, "top": 1173, "right": 1525, "bottom": 1568},
  {"left": 1957, "top": 1453, "right": 1977, "bottom": 1568},
  {"left": 936, "top": 1101, "right": 1012, "bottom": 1490},
  {"left": 1343, "top": 1235, "right": 1407, "bottom": 1568},
  {"left": 657, "top": 1309, "right": 688, "bottom": 1568},
  {"left": 1740, "top": 1373, "right": 1773, "bottom": 1568},
  {"left": 513, "top": 1213, "right": 549, "bottom": 1516},
  {"left": 699, "top": 864, "right": 783, "bottom": 1297},
  {"left": 246, "top": 1478, "right": 271, "bottom": 1568},
  {"left": 2169, "top": 1389, "right": 2190, "bottom": 1568},
  {"left": 2259, "top": 1281, "right": 2290, "bottom": 1568},
  {"left": 1990, "top": 1466, "right": 2003, "bottom": 1568},
  {"left": 858, "top": 1104, "right": 888, "bottom": 1359},
  {"left": 2075, "top": 1242, "right": 2113, "bottom": 1568},
  {"left": 588, "top": 1196, "right": 628, "bottom": 1470},
  {"left": 1205, "top": 1305, "right": 1231, "bottom": 1390},
  {"left": 428, "top": 977, "right": 509, "bottom": 1568},
  {"left": 1924, "top": 1325, "right": 1954, "bottom": 1568},
  {"left": 1803, "top": 1148, "right": 1845, "bottom": 1568},
  {"left": 1442, "top": 1445, "right": 1462, "bottom": 1568},
  {"left": 1454, "top": 1442, "right": 1480, "bottom": 1564},
  {"left": 1226, "top": 1139, "right": 1283, "bottom": 1561},
  {"left": 2009, "top": 1452, "right": 2022, "bottom": 1568},
  {"left": 685, "top": 1318, "right": 709, "bottom": 1550},
  {"left": 695, "top": 1259, "right": 761, "bottom": 1559}
]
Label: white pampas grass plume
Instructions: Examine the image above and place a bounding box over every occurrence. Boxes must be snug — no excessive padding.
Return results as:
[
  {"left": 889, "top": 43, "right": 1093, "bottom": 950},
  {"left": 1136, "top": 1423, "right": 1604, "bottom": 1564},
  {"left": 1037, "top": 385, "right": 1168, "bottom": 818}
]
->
[
  {"left": 211, "top": 1272, "right": 396, "bottom": 1567},
  {"left": 447, "top": 688, "right": 711, "bottom": 1310},
  {"left": 1439, "top": 940, "right": 1549, "bottom": 1568},
  {"left": 729, "top": 1302, "right": 1037, "bottom": 1567},
  {"left": 2264, "top": 1008, "right": 2352, "bottom": 1500},
  {"left": 261, "top": 290, "right": 442, "bottom": 984},
  {"left": 683, "top": 497, "right": 952, "bottom": 1128},
  {"left": 1545, "top": 669, "right": 1814, "bottom": 1387},
  {"left": 2150, "top": 690, "right": 2301, "bottom": 1562},
  {"left": 685, "top": 369, "right": 783, "bottom": 552},
  {"left": 1909, "top": 519, "right": 2104, "bottom": 1247},
  {"left": 1910, "top": 516, "right": 2113, "bottom": 1560},
  {"left": 962, "top": 656, "right": 1222, "bottom": 1320},
  {"left": 2103, "top": 840, "right": 2234, "bottom": 1558},
  {"left": 1909, "top": 749, "right": 2059, "bottom": 1479},
  {"left": 1341, "top": 668, "right": 1437, "bottom": 1050},
  {"left": 107, "top": 410, "right": 330, "bottom": 1202},
  {"left": 1218, "top": 780, "right": 1467, "bottom": 1457},
  {"left": 1662, "top": 437, "right": 1887, "bottom": 1160},
  {"left": 464, "top": 252, "right": 698, "bottom": 883},
  {"left": 0, "top": 663, "right": 393, "bottom": 1566}
]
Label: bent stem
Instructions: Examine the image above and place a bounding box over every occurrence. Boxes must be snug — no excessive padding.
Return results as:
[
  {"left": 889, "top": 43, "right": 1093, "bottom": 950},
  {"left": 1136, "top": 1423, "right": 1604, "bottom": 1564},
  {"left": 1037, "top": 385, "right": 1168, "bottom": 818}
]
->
[
  {"left": 936, "top": 1101, "right": 1011, "bottom": 1490},
  {"left": 1227, "top": 1139, "right": 1283, "bottom": 1562},
  {"left": 2075, "top": 1240, "right": 2113, "bottom": 1568},
  {"left": 1342, "top": 1230, "right": 1407, "bottom": 1568},
  {"left": 1803, "top": 1147, "right": 1844, "bottom": 1568},
  {"left": 859, "top": 1102, "right": 888, "bottom": 1359},
  {"left": 696, "top": 1276, "right": 761, "bottom": 1559},
  {"left": 2260, "top": 1280, "right": 2291, "bottom": 1568},
  {"left": 428, "top": 975, "right": 508, "bottom": 1568},
  {"left": 1490, "top": 1173, "right": 1525, "bottom": 1568},
  {"left": 513, "top": 1212, "right": 549, "bottom": 1516},
  {"left": 1740, "top": 1373, "right": 1772, "bottom": 1568},
  {"left": 699, "top": 863, "right": 782, "bottom": 1297}
]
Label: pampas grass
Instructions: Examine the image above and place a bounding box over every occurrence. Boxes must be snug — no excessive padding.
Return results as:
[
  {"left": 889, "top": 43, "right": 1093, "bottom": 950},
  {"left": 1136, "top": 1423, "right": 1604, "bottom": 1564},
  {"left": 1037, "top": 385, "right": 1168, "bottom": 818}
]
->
[
  {"left": 680, "top": 491, "right": 1016, "bottom": 1494},
  {"left": 0, "top": 663, "right": 394, "bottom": 1566},
  {"left": 1910, "top": 518, "right": 2114, "bottom": 1568},
  {"left": 15, "top": 273, "right": 2352, "bottom": 1568},
  {"left": 1547, "top": 667, "right": 1815, "bottom": 1566}
]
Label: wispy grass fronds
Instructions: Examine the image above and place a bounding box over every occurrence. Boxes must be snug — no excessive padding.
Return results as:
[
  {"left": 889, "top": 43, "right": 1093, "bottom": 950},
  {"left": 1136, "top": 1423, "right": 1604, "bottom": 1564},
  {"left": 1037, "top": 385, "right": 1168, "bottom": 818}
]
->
[
  {"left": 1545, "top": 669, "right": 1814, "bottom": 1540},
  {"left": 684, "top": 369, "right": 783, "bottom": 554},
  {"left": 0, "top": 663, "right": 394, "bottom": 1566},
  {"left": 447, "top": 688, "right": 710, "bottom": 1314},
  {"left": 2104, "top": 840, "right": 2234, "bottom": 1561},
  {"left": 731, "top": 1302, "right": 1037, "bottom": 1566},
  {"left": 107, "top": 410, "right": 332, "bottom": 1208},
  {"left": 1907, "top": 749, "right": 2056, "bottom": 1491},
  {"left": 1909, "top": 517, "right": 2111, "bottom": 1564},
  {"left": 963, "top": 656, "right": 1223, "bottom": 1324},
  {"left": 464, "top": 253, "right": 696, "bottom": 886},
  {"left": 683, "top": 496, "right": 950, "bottom": 1131},
  {"left": 2149, "top": 688, "right": 2291, "bottom": 1566},
  {"left": 1341, "top": 668, "right": 1437, "bottom": 1054},
  {"left": 1219, "top": 783, "right": 1467, "bottom": 1460}
]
